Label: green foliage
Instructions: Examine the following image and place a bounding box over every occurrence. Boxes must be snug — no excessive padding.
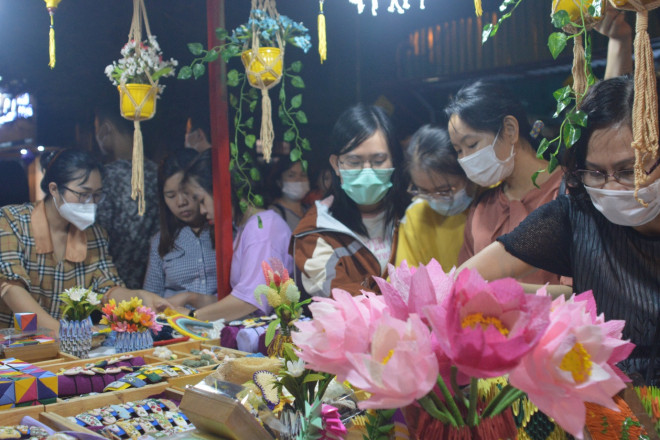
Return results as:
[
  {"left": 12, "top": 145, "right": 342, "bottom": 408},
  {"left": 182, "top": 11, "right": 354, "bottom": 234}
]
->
[
  {"left": 481, "top": 0, "right": 525, "bottom": 44},
  {"left": 363, "top": 409, "right": 397, "bottom": 440},
  {"left": 277, "top": 343, "right": 334, "bottom": 413}
]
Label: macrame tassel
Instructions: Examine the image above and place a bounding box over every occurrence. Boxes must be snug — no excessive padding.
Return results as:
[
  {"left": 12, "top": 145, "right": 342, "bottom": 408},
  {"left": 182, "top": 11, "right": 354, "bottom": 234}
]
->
[
  {"left": 474, "top": 0, "right": 483, "bottom": 16},
  {"left": 260, "top": 89, "right": 274, "bottom": 163},
  {"left": 632, "top": 9, "right": 659, "bottom": 206},
  {"left": 48, "top": 12, "right": 56, "bottom": 68},
  {"left": 318, "top": 1, "right": 327, "bottom": 64},
  {"left": 571, "top": 33, "right": 587, "bottom": 100},
  {"left": 131, "top": 120, "right": 146, "bottom": 216}
]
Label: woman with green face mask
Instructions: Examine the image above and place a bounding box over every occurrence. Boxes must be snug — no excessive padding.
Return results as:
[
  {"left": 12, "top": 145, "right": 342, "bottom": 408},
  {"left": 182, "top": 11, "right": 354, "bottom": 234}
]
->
[{"left": 291, "top": 104, "right": 410, "bottom": 298}]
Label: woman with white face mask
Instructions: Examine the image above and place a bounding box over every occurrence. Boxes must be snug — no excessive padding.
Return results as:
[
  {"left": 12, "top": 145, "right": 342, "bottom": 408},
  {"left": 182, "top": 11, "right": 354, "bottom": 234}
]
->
[
  {"left": 266, "top": 157, "right": 310, "bottom": 232},
  {"left": 0, "top": 149, "right": 172, "bottom": 334},
  {"left": 396, "top": 125, "right": 476, "bottom": 269},
  {"left": 460, "top": 76, "right": 660, "bottom": 384},
  {"left": 292, "top": 104, "right": 410, "bottom": 298},
  {"left": 445, "top": 81, "right": 565, "bottom": 286}
]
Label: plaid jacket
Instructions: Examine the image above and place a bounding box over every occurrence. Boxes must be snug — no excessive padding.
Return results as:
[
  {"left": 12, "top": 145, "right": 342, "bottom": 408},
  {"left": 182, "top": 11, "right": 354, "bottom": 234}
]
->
[{"left": 0, "top": 201, "right": 124, "bottom": 326}]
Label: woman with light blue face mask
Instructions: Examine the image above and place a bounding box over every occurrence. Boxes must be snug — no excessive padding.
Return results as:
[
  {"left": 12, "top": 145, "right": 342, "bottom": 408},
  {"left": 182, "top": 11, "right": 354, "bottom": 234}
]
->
[
  {"left": 292, "top": 104, "right": 410, "bottom": 298},
  {"left": 396, "top": 125, "right": 477, "bottom": 269}
]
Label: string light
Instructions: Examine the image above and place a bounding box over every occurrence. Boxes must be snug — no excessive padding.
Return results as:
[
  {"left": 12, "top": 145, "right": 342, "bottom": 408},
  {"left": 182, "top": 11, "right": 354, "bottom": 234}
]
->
[{"left": 349, "top": 0, "right": 424, "bottom": 15}]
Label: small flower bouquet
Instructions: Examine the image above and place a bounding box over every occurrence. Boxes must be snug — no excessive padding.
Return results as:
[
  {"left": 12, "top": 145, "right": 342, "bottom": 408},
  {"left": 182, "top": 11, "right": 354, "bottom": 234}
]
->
[
  {"left": 104, "top": 35, "right": 178, "bottom": 94},
  {"left": 293, "top": 260, "right": 635, "bottom": 439},
  {"left": 100, "top": 297, "right": 162, "bottom": 333},
  {"left": 60, "top": 286, "right": 102, "bottom": 321},
  {"left": 254, "top": 258, "right": 311, "bottom": 347}
]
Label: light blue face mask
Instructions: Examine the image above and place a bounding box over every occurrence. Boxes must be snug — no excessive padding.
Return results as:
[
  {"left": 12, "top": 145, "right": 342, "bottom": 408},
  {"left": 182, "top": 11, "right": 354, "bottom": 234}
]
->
[
  {"left": 427, "top": 188, "right": 473, "bottom": 217},
  {"left": 339, "top": 168, "right": 395, "bottom": 206}
]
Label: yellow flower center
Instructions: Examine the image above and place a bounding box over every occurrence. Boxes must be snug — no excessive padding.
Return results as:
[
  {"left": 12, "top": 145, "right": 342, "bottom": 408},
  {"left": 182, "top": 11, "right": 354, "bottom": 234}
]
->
[
  {"left": 381, "top": 349, "right": 395, "bottom": 365},
  {"left": 560, "top": 342, "right": 592, "bottom": 383},
  {"left": 461, "top": 313, "right": 509, "bottom": 336}
]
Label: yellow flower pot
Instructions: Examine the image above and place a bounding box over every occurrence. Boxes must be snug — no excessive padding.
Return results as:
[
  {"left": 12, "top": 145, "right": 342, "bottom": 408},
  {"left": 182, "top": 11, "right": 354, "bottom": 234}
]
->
[
  {"left": 118, "top": 84, "right": 157, "bottom": 121},
  {"left": 241, "top": 47, "right": 283, "bottom": 87},
  {"left": 552, "top": 0, "right": 594, "bottom": 21}
]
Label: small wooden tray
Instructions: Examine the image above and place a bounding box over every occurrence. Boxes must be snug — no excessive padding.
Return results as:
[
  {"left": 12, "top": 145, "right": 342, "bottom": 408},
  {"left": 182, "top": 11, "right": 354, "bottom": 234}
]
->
[
  {"left": 3, "top": 342, "right": 61, "bottom": 363},
  {"left": 0, "top": 404, "right": 46, "bottom": 425}
]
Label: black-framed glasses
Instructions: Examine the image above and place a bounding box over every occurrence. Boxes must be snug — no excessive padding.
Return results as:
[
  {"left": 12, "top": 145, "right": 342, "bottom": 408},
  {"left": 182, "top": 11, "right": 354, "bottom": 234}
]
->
[
  {"left": 338, "top": 153, "right": 391, "bottom": 171},
  {"left": 573, "top": 169, "right": 635, "bottom": 188},
  {"left": 645, "top": 156, "right": 660, "bottom": 176},
  {"left": 61, "top": 185, "right": 106, "bottom": 204},
  {"left": 407, "top": 184, "right": 455, "bottom": 200}
]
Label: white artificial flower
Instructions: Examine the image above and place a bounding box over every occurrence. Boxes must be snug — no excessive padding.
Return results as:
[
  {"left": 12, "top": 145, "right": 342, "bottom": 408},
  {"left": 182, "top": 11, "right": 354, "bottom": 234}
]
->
[
  {"left": 285, "top": 359, "right": 305, "bottom": 377},
  {"left": 64, "top": 287, "right": 86, "bottom": 302},
  {"left": 87, "top": 290, "right": 101, "bottom": 306}
]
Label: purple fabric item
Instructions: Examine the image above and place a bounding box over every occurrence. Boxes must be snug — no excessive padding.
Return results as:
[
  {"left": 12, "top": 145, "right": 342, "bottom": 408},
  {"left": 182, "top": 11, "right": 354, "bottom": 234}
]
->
[
  {"left": 230, "top": 210, "right": 293, "bottom": 314},
  {"left": 236, "top": 326, "right": 266, "bottom": 353},
  {"left": 220, "top": 325, "right": 242, "bottom": 350},
  {"left": 57, "top": 356, "right": 146, "bottom": 397},
  {"left": 258, "top": 331, "right": 268, "bottom": 356}
]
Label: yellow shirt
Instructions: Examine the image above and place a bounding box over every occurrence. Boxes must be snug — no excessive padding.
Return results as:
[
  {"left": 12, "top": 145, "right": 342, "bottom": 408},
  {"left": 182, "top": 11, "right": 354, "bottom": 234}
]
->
[{"left": 395, "top": 198, "right": 466, "bottom": 271}]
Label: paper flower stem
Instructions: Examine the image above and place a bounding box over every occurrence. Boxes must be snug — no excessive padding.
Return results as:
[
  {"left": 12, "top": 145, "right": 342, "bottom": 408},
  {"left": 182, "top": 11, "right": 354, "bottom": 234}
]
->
[
  {"left": 437, "top": 373, "right": 465, "bottom": 427},
  {"left": 481, "top": 384, "right": 525, "bottom": 419},
  {"left": 451, "top": 366, "right": 469, "bottom": 408},
  {"left": 429, "top": 389, "right": 451, "bottom": 418},
  {"left": 418, "top": 395, "right": 455, "bottom": 426},
  {"left": 467, "top": 377, "right": 479, "bottom": 427}
]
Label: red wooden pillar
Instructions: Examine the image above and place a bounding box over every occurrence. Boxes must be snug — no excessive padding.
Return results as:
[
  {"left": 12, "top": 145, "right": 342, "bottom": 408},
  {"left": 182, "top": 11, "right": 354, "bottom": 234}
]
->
[{"left": 206, "top": 0, "right": 232, "bottom": 299}]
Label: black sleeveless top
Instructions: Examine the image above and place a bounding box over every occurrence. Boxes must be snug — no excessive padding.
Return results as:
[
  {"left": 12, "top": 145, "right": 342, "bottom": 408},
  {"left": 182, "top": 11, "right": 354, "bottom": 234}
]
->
[{"left": 498, "top": 194, "right": 660, "bottom": 384}]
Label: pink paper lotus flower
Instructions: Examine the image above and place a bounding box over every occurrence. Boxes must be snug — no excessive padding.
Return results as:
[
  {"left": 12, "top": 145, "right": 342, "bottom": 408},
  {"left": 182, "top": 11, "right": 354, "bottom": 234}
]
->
[
  {"left": 509, "top": 291, "right": 634, "bottom": 439},
  {"left": 344, "top": 312, "right": 439, "bottom": 409},
  {"left": 425, "top": 269, "right": 551, "bottom": 378},
  {"left": 373, "top": 259, "right": 454, "bottom": 321},
  {"left": 293, "top": 288, "right": 387, "bottom": 381}
]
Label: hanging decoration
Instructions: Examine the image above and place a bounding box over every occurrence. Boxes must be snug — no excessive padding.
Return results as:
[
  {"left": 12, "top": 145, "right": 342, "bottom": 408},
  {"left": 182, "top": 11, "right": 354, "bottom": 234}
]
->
[
  {"left": 318, "top": 0, "right": 327, "bottom": 63},
  {"left": 474, "top": 0, "right": 483, "bottom": 16},
  {"left": 610, "top": 0, "right": 660, "bottom": 205},
  {"left": 241, "top": 0, "right": 285, "bottom": 163},
  {"left": 43, "top": 0, "right": 63, "bottom": 69},
  {"left": 348, "top": 0, "right": 425, "bottom": 15}
]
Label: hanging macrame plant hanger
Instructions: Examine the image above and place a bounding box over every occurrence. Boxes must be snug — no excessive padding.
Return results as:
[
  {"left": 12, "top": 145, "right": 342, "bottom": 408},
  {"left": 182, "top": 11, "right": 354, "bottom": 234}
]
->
[
  {"left": 242, "top": 0, "right": 284, "bottom": 163},
  {"left": 118, "top": 0, "right": 160, "bottom": 216},
  {"left": 610, "top": 0, "right": 660, "bottom": 205}
]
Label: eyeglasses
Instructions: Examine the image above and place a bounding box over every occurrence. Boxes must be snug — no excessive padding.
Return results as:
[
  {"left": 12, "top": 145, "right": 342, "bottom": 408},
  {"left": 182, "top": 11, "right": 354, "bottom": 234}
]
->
[
  {"left": 574, "top": 169, "right": 635, "bottom": 188},
  {"left": 407, "top": 184, "right": 455, "bottom": 201},
  {"left": 338, "top": 153, "right": 390, "bottom": 171},
  {"left": 61, "top": 186, "right": 106, "bottom": 204}
]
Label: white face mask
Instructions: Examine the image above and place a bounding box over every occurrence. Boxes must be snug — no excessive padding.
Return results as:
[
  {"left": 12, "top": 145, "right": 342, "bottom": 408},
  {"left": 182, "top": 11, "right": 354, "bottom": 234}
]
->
[
  {"left": 427, "top": 188, "right": 473, "bottom": 217},
  {"left": 282, "top": 181, "right": 310, "bottom": 201},
  {"left": 55, "top": 196, "right": 96, "bottom": 230},
  {"left": 458, "top": 131, "right": 515, "bottom": 187},
  {"left": 584, "top": 179, "right": 660, "bottom": 227}
]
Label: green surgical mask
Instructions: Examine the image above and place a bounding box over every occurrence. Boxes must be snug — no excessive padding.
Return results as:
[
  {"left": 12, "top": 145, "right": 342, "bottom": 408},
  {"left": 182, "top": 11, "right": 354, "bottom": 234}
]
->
[{"left": 339, "top": 167, "right": 395, "bottom": 206}]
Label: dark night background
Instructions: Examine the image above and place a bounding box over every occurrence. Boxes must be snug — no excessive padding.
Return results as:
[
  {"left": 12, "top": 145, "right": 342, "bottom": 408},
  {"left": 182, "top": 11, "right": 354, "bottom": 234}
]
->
[{"left": 0, "top": 0, "right": 655, "bottom": 164}]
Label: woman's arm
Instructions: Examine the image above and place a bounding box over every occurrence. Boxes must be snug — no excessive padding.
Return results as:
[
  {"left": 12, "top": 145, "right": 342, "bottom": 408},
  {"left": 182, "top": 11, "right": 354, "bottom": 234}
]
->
[
  {"left": 458, "top": 241, "right": 536, "bottom": 280},
  {"left": 194, "top": 295, "right": 257, "bottom": 322},
  {"left": 595, "top": 6, "right": 633, "bottom": 79},
  {"left": 2, "top": 284, "right": 60, "bottom": 333},
  {"left": 167, "top": 291, "right": 217, "bottom": 309}
]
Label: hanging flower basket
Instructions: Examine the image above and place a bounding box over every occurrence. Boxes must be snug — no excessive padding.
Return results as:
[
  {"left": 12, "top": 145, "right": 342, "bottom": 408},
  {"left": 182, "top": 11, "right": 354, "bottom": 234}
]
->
[
  {"left": 118, "top": 84, "right": 157, "bottom": 121},
  {"left": 241, "top": 47, "right": 283, "bottom": 87}
]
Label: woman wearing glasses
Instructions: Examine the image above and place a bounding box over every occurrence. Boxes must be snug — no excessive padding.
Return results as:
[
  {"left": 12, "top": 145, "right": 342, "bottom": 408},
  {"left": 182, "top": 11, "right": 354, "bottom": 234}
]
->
[
  {"left": 460, "top": 76, "right": 660, "bottom": 383},
  {"left": 0, "top": 148, "right": 172, "bottom": 333},
  {"left": 445, "top": 81, "right": 565, "bottom": 285},
  {"left": 292, "top": 104, "right": 410, "bottom": 297},
  {"left": 396, "top": 125, "right": 476, "bottom": 269}
]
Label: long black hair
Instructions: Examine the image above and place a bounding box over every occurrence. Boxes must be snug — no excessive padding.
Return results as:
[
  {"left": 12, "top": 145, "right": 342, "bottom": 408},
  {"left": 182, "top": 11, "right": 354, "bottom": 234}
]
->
[
  {"left": 328, "top": 104, "right": 410, "bottom": 237},
  {"left": 405, "top": 124, "right": 464, "bottom": 178},
  {"left": 563, "top": 76, "right": 636, "bottom": 195},
  {"left": 40, "top": 148, "right": 103, "bottom": 199},
  {"left": 444, "top": 80, "right": 540, "bottom": 151},
  {"left": 157, "top": 148, "right": 201, "bottom": 257}
]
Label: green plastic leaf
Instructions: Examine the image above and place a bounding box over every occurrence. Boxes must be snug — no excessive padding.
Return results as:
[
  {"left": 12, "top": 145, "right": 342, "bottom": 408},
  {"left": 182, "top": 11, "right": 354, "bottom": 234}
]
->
[
  {"left": 568, "top": 110, "right": 588, "bottom": 127},
  {"left": 290, "top": 149, "right": 302, "bottom": 162},
  {"left": 548, "top": 32, "right": 568, "bottom": 59},
  {"left": 551, "top": 10, "right": 570, "bottom": 29},
  {"left": 221, "top": 45, "right": 241, "bottom": 63},
  {"left": 562, "top": 124, "right": 581, "bottom": 148},
  {"left": 291, "top": 94, "right": 302, "bottom": 109},
  {"left": 301, "top": 138, "right": 311, "bottom": 151},
  {"left": 536, "top": 138, "right": 551, "bottom": 159},
  {"left": 192, "top": 63, "right": 206, "bottom": 79},
  {"left": 548, "top": 155, "right": 559, "bottom": 173},
  {"left": 188, "top": 42, "right": 204, "bottom": 56},
  {"left": 378, "top": 424, "right": 395, "bottom": 433},
  {"left": 228, "top": 160, "right": 235, "bottom": 171},
  {"left": 301, "top": 159, "right": 308, "bottom": 172},
  {"left": 290, "top": 75, "right": 305, "bottom": 88},
  {"left": 279, "top": 86, "right": 286, "bottom": 102},
  {"left": 230, "top": 142, "right": 238, "bottom": 156},
  {"left": 239, "top": 199, "right": 248, "bottom": 213},
  {"left": 482, "top": 23, "right": 495, "bottom": 44},
  {"left": 250, "top": 167, "right": 261, "bottom": 181},
  {"left": 283, "top": 130, "right": 295, "bottom": 142},
  {"left": 242, "top": 152, "right": 252, "bottom": 163},
  {"left": 554, "top": 98, "right": 571, "bottom": 118},
  {"left": 177, "top": 66, "right": 192, "bottom": 80},
  {"left": 531, "top": 169, "right": 545, "bottom": 188},
  {"left": 553, "top": 85, "right": 572, "bottom": 101},
  {"left": 290, "top": 61, "right": 303, "bottom": 73},
  {"left": 254, "top": 194, "right": 264, "bottom": 207},
  {"left": 227, "top": 69, "right": 240, "bottom": 87},
  {"left": 295, "top": 111, "right": 308, "bottom": 124},
  {"left": 245, "top": 117, "right": 254, "bottom": 129},
  {"left": 265, "top": 319, "right": 280, "bottom": 346},
  {"left": 277, "top": 105, "right": 285, "bottom": 120},
  {"left": 203, "top": 49, "right": 219, "bottom": 63},
  {"left": 249, "top": 99, "right": 258, "bottom": 112},
  {"left": 245, "top": 134, "right": 256, "bottom": 148},
  {"left": 215, "top": 28, "right": 228, "bottom": 41},
  {"left": 302, "top": 374, "right": 327, "bottom": 383}
]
